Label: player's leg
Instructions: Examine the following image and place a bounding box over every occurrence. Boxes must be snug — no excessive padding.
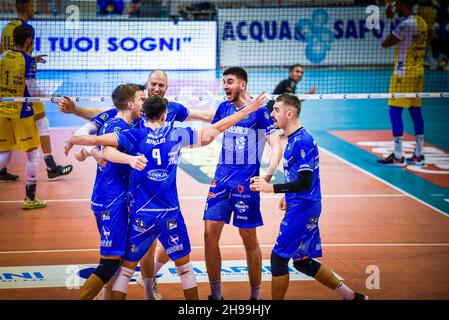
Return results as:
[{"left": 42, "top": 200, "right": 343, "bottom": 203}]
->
[
  {"left": 0, "top": 118, "right": 19, "bottom": 182},
  {"left": 407, "top": 76, "right": 425, "bottom": 165},
  {"left": 82, "top": 204, "right": 128, "bottom": 299},
  {"left": 138, "top": 239, "right": 159, "bottom": 300},
  {"left": 159, "top": 210, "right": 197, "bottom": 300},
  {"left": 112, "top": 211, "right": 158, "bottom": 299},
  {"left": 239, "top": 227, "right": 262, "bottom": 300},
  {"left": 270, "top": 251, "right": 290, "bottom": 300},
  {"left": 112, "top": 0, "right": 124, "bottom": 14},
  {"left": 80, "top": 254, "right": 121, "bottom": 300},
  {"left": 203, "top": 181, "right": 232, "bottom": 300},
  {"left": 14, "top": 117, "right": 46, "bottom": 209},
  {"left": 233, "top": 186, "right": 264, "bottom": 300},
  {"left": 34, "top": 110, "right": 73, "bottom": 180},
  {"left": 174, "top": 254, "right": 198, "bottom": 300},
  {"left": 111, "top": 259, "right": 139, "bottom": 300}
]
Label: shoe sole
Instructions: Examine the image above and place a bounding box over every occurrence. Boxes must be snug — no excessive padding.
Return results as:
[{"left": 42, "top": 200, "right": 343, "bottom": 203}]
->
[
  {"left": 23, "top": 205, "right": 47, "bottom": 210},
  {"left": 377, "top": 162, "right": 405, "bottom": 167}
]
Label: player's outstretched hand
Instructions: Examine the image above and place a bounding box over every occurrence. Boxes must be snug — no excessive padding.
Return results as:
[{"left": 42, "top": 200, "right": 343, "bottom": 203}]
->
[
  {"left": 34, "top": 55, "right": 47, "bottom": 64},
  {"left": 306, "top": 86, "right": 317, "bottom": 95},
  {"left": 250, "top": 176, "right": 274, "bottom": 193},
  {"left": 130, "top": 155, "right": 147, "bottom": 171},
  {"left": 247, "top": 92, "right": 268, "bottom": 113},
  {"left": 58, "top": 96, "right": 76, "bottom": 114},
  {"left": 279, "top": 196, "right": 287, "bottom": 211}
]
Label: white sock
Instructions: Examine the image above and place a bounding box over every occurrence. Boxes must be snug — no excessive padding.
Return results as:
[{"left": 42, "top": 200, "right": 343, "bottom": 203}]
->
[
  {"left": 335, "top": 282, "right": 355, "bottom": 300},
  {"left": 393, "top": 136, "right": 403, "bottom": 159},
  {"left": 415, "top": 134, "right": 424, "bottom": 157},
  {"left": 143, "top": 277, "right": 154, "bottom": 300}
]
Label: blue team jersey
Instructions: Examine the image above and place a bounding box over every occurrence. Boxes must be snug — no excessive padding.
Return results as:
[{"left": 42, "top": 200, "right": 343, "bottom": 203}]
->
[
  {"left": 212, "top": 100, "right": 275, "bottom": 175},
  {"left": 283, "top": 128, "right": 321, "bottom": 204},
  {"left": 90, "top": 117, "right": 132, "bottom": 210},
  {"left": 116, "top": 124, "right": 197, "bottom": 214},
  {"left": 91, "top": 101, "right": 190, "bottom": 129}
]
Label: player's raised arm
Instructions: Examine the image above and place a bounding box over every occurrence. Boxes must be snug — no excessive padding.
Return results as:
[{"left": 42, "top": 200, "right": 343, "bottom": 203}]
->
[
  {"left": 57, "top": 96, "right": 111, "bottom": 120},
  {"left": 196, "top": 92, "right": 268, "bottom": 147},
  {"left": 186, "top": 109, "right": 215, "bottom": 122}
]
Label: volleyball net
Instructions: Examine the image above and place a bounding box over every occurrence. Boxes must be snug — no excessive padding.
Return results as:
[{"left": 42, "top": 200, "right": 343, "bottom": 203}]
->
[{"left": 0, "top": 0, "right": 448, "bottom": 106}]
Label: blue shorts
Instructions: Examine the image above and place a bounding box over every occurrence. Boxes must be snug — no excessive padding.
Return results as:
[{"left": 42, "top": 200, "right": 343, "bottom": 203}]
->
[
  {"left": 93, "top": 202, "right": 129, "bottom": 256},
  {"left": 203, "top": 178, "right": 263, "bottom": 229},
  {"left": 273, "top": 200, "right": 322, "bottom": 260},
  {"left": 123, "top": 209, "right": 191, "bottom": 262}
]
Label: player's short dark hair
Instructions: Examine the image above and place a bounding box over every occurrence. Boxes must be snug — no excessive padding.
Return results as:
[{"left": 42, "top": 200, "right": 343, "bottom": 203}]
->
[
  {"left": 143, "top": 96, "right": 168, "bottom": 120},
  {"left": 289, "top": 64, "right": 303, "bottom": 73},
  {"left": 112, "top": 83, "right": 144, "bottom": 111},
  {"left": 276, "top": 93, "right": 301, "bottom": 117},
  {"left": 223, "top": 67, "right": 248, "bottom": 83},
  {"left": 13, "top": 24, "right": 33, "bottom": 47},
  {"left": 15, "top": 0, "right": 33, "bottom": 13}
]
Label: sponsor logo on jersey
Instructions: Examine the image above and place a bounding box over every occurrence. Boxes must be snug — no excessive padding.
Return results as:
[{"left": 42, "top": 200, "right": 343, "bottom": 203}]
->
[
  {"left": 235, "top": 201, "right": 249, "bottom": 213},
  {"left": 211, "top": 179, "right": 217, "bottom": 187},
  {"left": 237, "top": 184, "right": 245, "bottom": 194},
  {"left": 301, "top": 150, "right": 306, "bottom": 159},
  {"left": 168, "top": 234, "right": 180, "bottom": 246},
  {"left": 101, "top": 210, "right": 110, "bottom": 221},
  {"left": 100, "top": 113, "right": 109, "bottom": 120},
  {"left": 147, "top": 169, "right": 169, "bottom": 181},
  {"left": 167, "top": 219, "right": 177, "bottom": 230},
  {"left": 102, "top": 226, "right": 110, "bottom": 239}
]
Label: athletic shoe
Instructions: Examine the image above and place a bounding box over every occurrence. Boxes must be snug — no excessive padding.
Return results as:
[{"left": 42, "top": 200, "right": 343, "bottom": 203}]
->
[
  {"left": 0, "top": 168, "right": 19, "bottom": 182},
  {"left": 208, "top": 295, "right": 224, "bottom": 300},
  {"left": 136, "top": 274, "right": 162, "bottom": 300},
  {"left": 377, "top": 153, "right": 405, "bottom": 166},
  {"left": 23, "top": 197, "right": 47, "bottom": 210},
  {"left": 406, "top": 154, "right": 425, "bottom": 166},
  {"left": 352, "top": 292, "right": 368, "bottom": 300},
  {"left": 47, "top": 164, "right": 73, "bottom": 180}
]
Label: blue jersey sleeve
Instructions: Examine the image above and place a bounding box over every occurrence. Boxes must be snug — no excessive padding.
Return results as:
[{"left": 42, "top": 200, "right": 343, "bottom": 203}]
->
[
  {"left": 257, "top": 107, "right": 276, "bottom": 135},
  {"left": 170, "top": 127, "right": 198, "bottom": 147},
  {"left": 294, "top": 138, "right": 316, "bottom": 173},
  {"left": 116, "top": 128, "right": 144, "bottom": 155},
  {"left": 172, "top": 102, "right": 190, "bottom": 122},
  {"left": 211, "top": 101, "right": 226, "bottom": 125},
  {"left": 91, "top": 108, "right": 117, "bottom": 128}
]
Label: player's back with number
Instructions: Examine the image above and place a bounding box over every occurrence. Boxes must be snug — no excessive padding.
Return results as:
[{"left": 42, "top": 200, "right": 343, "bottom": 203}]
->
[
  {"left": 117, "top": 125, "right": 196, "bottom": 212},
  {"left": 1, "top": 19, "right": 34, "bottom": 55}
]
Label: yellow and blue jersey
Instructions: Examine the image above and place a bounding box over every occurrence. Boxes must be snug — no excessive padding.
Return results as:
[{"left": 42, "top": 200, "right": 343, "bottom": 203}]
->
[
  {"left": 392, "top": 15, "right": 427, "bottom": 77},
  {"left": 0, "top": 19, "right": 34, "bottom": 55},
  {"left": 0, "top": 49, "right": 35, "bottom": 118}
]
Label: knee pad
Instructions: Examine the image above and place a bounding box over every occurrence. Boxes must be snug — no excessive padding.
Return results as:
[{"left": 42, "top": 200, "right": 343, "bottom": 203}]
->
[
  {"left": 26, "top": 149, "right": 40, "bottom": 182},
  {"left": 93, "top": 258, "right": 121, "bottom": 284},
  {"left": 37, "top": 117, "right": 50, "bottom": 136},
  {"left": 176, "top": 262, "right": 197, "bottom": 290},
  {"left": 270, "top": 252, "right": 290, "bottom": 277},
  {"left": 293, "top": 258, "right": 321, "bottom": 277}
]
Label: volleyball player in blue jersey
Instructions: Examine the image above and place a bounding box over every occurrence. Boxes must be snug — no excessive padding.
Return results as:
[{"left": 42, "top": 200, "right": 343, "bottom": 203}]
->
[
  {"left": 67, "top": 93, "right": 268, "bottom": 300},
  {"left": 251, "top": 94, "right": 367, "bottom": 300}
]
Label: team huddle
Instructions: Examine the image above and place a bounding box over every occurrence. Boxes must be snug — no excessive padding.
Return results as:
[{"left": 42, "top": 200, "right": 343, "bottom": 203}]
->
[{"left": 60, "top": 67, "right": 366, "bottom": 301}]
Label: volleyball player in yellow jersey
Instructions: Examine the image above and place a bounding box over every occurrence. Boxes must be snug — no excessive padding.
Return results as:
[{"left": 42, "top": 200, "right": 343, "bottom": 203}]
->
[
  {"left": 0, "top": 0, "right": 73, "bottom": 182},
  {"left": 0, "top": 25, "right": 46, "bottom": 209},
  {"left": 378, "top": 0, "right": 427, "bottom": 166}
]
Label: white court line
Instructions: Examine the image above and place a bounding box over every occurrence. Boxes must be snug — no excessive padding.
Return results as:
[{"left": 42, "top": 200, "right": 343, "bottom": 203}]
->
[
  {"left": 0, "top": 194, "right": 406, "bottom": 204},
  {"left": 319, "top": 147, "right": 449, "bottom": 217},
  {"left": 1, "top": 243, "right": 449, "bottom": 255}
]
